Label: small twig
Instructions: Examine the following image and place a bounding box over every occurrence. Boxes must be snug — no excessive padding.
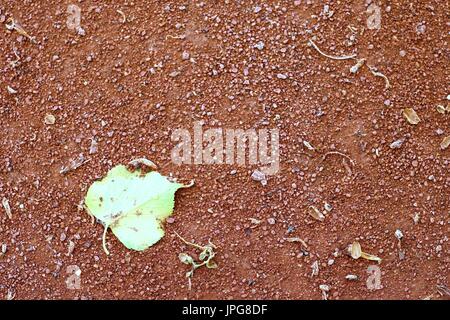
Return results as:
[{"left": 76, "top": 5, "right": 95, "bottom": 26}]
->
[
  {"left": 368, "top": 65, "right": 391, "bottom": 89},
  {"left": 308, "top": 39, "right": 357, "bottom": 60}
]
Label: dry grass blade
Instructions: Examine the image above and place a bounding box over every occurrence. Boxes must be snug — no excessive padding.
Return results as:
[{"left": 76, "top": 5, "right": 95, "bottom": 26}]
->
[
  {"left": 2, "top": 198, "right": 12, "bottom": 219},
  {"left": 308, "top": 39, "right": 357, "bottom": 60}
]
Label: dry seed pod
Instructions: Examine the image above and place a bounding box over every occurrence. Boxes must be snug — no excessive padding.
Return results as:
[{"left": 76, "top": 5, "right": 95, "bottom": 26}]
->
[
  {"left": 403, "top": 108, "right": 420, "bottom": 125},
  {"left": 309, "top": 205, "right": 325, "bottom": 221},
  {"left": 349, "top": 241, "right": 362, "bottom": 259}
]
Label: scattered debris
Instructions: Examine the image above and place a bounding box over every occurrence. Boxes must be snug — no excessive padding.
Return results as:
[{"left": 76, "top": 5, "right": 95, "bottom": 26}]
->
[
  {"left": 175, "top": 232, "right": 218, "bottom": 290},
  {"left": 395, "top": 229, "right": 403, "bottom": 240},
  {"left": 284, "top": 237, "right": 308, "bottom": 248},
  {"left": 308, "top": 39, "right": 356, "bottom": 60},
  {"left": 67, "top": 240, "right": 75, "bottom": 256},
  {"left": 128, "top": 158, "right": 158, "bottom": 170},
  {"left": 251, "top": 169, "right": 267, "bottom": 186},
  {"left": 249, "top": 218, "right": 261, "bottom": 225},
  {"left": 6, "top": 288, "right": 15, "bottom": 300},
  {"left": 60, "top": 154, "right": 89, "bottom": 174},
  {"left": 89, "top": 139, "right": 98, "bottom": 155},
  {"left": 5, "top": 18, "right": 36, "bottom": 43},
  {"left": 44, "top": 114, "right": 56, "bottom": 125},
  {"left": 436, "top": 105, "right": 448, "bottom": 114},
  {"left": 368, "top": 66, "right": 391, "bottom": 89},
  {"left": 2, "top": 197, "right": 12, "bottom": 219},
  {"left": 319, "top": 284, "right": 330, "bottom": 300},
  {"left": 390, "top": 138, "right": 405, "bottom": 149},
  {"left": 403, "top": 108, "right": 421, "bottom": 125},
  {"left": 311, "top": 260, "right": 319, "bottom": 277},
  {"left": 254, "top": 40, "right": 265, "bottom": 50},
  {"left": 437, "top": 284, "right": 450, "bottom": 297},
  {"left": 350, "top": 58, "right": 366, "bottom": 74},
  {"left": 116, "top": 10, "right": 126, "bottom": 23},
  {"left": 348, "top": 241, "right": 382, "bottom": 263},
  {"left": 7, "top": 85, "right": 17, "bottom": 94},
  {"left": 440, "top": 136, "right": 450, "bottom": 150},
  {"left": 303, "top": 140, "right": 315, "bottom": 151},
  {"left": 309, "top": 205, "right": 325, "bottom": 221},
  {"left": 324, "top": 202, "right": 333, "bottom": 212}
]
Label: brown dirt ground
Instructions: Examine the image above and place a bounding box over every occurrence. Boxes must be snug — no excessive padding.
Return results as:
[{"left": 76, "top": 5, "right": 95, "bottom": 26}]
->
[{"left": 0, "top": 0, "right": 449, "bottom": 300}]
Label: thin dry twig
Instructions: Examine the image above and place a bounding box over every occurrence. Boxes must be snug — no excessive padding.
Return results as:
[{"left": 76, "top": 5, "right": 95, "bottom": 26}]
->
[
  {"left": 368, "top": 65, "right": 391, "bottom": 89},
  {"left": 308, "top": 39, "right": 357, "bottom": 60}
]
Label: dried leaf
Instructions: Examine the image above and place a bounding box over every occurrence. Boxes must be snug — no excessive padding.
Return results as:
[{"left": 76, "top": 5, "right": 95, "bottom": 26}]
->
[
  {"left": 403, "top": 108, "right": 420, "bottom": 125},
  {"left": 440, "top": 136, "right": 450, "bottom": 150},
  {"left": 309, "top": 205, "right": 325, "bottom": 221},
  {"left": 2, "top": 198, "right": 12, "bottom": 219}
]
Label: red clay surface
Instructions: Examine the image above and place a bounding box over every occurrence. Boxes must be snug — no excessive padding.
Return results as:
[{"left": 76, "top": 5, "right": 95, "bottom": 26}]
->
[{"left": 0, "top": 1, "right": 449, "bottom": 300}]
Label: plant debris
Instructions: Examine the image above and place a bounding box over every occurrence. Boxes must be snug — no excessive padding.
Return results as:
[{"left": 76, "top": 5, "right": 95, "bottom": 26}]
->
[
  {"left": 348, "top": 241, "right": 382, "bottom": 263},
  {"left": 5, "top": 18, "right": 36, "bottom": 43},
  {"left": 284, "top": 237, "right": 308, "bottom": 248},
  {"left": 116, "top": 10, "right": 126, "bottom": 23},
  {"left": 175, "top": 232, "right": 218, "bottom": 290},
  {"left": 84, "top": 161, "right": 193, "bottom": 255},
  {"left": 403, "top": 108, "right": 421, "bottom": 125},
  {"left": 303, "top": 140, "right": 315, "bottom": 151},
  {"left": 44, "top": 114, "right": 56, "bottom": 125},
  {"left": 368, "top": 66, "right": 391, "bottom": 89},
  {"left": 350, "top": 58, "right": 366, "bottom": 74},
  {"left": 308, "top": 39, "right": 357, "bottom": 60},
  {"left": 7, "top": 85, "right": 17, "bottom": 94},
  {"left": 2, "top": 198, "right": 12, "bottom": 219},
  {"left": 440, "top": 136, "right": 450, "bottom": 150},
  {"left": 309, "top": 205, "right": 325, "bottom": 221}
]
